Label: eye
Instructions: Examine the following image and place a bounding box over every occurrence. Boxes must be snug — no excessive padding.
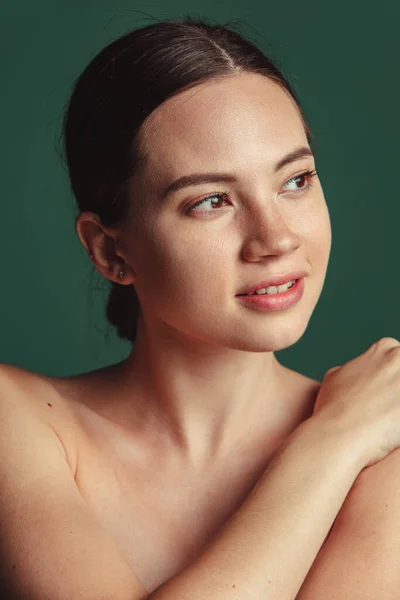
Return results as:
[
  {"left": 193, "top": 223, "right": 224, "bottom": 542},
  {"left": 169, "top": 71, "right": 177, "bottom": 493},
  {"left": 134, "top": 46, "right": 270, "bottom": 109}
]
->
[
  {"left": 281, "top": 169, "right": 318, "bottom": 194},
  {"left": 187, "top": 191, "right": 230, "bottom": 215},
  {"left": 187, "top": 169, "right": 318, "bottom": 215}
]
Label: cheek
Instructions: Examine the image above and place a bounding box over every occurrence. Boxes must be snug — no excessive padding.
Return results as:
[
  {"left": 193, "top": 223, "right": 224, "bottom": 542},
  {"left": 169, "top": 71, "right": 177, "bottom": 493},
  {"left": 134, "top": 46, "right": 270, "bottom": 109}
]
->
[
  {"left": 133, "top": 222, "right": 227, "bottom": 298},
  {"left": 316, "top": 206, "right": 332, "bottom": 257},
  {"left": 299, "top": 200, "right": 332, "bottom": 256},
  {"left": 308, "top": 212, "right": 332, "bottom": 291},
  {"left": 165, "top": 238, "right": 228, "bottom": 291}
]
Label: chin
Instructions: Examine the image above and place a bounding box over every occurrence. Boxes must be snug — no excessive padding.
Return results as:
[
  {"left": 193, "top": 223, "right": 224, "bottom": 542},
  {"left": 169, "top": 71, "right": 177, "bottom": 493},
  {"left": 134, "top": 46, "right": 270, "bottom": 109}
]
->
[
  {"left": 230, "top": 332, "right": 306, "bottom": 353},
  {"left": 206, "top": 317, "right": 311, "bottom": 353}
]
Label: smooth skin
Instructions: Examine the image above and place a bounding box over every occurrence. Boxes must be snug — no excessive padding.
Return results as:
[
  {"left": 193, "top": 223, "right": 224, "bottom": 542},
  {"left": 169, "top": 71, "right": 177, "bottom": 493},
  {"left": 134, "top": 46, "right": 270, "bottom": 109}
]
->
[
  {"left": 2, "top": 73, "right": 400, "bottom": 599},
  {"left": 75, "top": 72, "right": 400, "bottom": 596},
  {"left": 76, "top": 72, "right": 332, "bottom": 467},
  {"left": 3, "top": 341, "right": 400, "bottom": 600}
]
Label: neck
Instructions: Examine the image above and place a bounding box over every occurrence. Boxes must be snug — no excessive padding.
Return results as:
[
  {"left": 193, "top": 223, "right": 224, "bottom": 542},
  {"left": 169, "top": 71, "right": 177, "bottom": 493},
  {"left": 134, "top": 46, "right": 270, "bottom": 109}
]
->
[{"left": 111, "top": 319, "right": 297, "bottom": 469}]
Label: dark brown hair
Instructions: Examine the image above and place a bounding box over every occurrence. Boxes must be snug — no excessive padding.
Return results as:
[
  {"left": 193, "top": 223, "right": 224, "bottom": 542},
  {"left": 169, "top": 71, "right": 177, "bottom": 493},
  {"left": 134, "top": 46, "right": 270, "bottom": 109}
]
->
[{"left": 62, "top": 15, "right": 314, "bottom": 344}]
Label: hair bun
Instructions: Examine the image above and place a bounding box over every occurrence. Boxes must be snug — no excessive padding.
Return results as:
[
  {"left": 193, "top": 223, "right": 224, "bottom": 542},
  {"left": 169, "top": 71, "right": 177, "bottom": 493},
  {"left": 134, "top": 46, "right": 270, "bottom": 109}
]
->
[{"left": 105, "top": 283, "right": 140, "bottom": 343}]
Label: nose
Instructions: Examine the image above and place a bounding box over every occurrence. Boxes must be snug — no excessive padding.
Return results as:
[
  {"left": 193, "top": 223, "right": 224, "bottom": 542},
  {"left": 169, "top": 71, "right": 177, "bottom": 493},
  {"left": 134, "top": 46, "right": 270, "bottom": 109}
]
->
[{"left": 241, "top": 203, "right": 301, "bottom": 261}]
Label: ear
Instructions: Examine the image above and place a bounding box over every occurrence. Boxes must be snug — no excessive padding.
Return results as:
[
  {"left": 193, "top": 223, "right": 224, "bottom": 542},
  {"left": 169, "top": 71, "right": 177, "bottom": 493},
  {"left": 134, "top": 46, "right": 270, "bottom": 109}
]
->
[{"left": 75, "top": 212, "right": 136, "bottom": 285}]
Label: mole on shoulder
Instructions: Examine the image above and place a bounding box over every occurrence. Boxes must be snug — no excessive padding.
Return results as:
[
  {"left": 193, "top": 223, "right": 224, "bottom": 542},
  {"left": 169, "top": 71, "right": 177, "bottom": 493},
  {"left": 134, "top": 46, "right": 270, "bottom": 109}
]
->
[{"left": 47, "top": 403, "right": 52, "bottom": 407}]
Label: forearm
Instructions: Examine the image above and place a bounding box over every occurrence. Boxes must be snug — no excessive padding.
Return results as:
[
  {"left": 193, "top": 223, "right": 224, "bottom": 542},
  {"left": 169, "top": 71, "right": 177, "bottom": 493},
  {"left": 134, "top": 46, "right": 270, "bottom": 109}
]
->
[{"left": 149, "top": 418, "right": 366, "bottom": 600}]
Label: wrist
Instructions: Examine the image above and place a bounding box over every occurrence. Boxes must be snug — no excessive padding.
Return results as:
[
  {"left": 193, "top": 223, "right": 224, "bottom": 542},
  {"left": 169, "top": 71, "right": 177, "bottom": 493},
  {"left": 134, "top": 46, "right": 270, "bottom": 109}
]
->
[{"left": 295, "top": 415, "right": 369, "bottom": 474}]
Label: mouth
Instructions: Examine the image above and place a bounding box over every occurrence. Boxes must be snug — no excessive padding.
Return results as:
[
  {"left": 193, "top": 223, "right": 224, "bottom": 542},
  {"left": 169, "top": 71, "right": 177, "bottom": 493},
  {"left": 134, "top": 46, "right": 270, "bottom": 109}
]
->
[
  {"left": 236, "top": 270, "right": 308, "bottom": 296},
  {"left": 237, "top": 279, "right": 297, "bottom": 296},
  {"left": 236, "top": 277, "right": 305, "bottom": 310}
]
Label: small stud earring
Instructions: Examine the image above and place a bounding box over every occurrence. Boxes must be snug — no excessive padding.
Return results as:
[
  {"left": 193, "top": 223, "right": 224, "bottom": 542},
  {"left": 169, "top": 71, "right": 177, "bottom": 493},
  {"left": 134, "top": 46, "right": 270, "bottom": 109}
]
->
[{"left": 119, "top": 269, "right": 124, "bottom": 279}]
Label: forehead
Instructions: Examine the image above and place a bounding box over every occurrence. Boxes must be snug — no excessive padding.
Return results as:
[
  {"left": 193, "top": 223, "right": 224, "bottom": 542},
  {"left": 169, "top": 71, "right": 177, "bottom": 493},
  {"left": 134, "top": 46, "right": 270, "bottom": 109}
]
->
[{"left": 137, "top": 73, "right": 308, "bottom": 180}]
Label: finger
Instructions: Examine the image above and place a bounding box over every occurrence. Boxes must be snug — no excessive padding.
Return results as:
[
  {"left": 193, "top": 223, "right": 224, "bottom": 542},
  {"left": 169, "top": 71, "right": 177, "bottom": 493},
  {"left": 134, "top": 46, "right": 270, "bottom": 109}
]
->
[{"left": 325, "top": 366, "right": 341, "bottom": 376}]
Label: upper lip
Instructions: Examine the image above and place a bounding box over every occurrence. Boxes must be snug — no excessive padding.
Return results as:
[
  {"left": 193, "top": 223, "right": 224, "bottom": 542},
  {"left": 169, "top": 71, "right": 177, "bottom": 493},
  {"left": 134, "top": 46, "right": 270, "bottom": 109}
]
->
[{"left": 236, "top": 270, "right": 308, "bottom": 295}]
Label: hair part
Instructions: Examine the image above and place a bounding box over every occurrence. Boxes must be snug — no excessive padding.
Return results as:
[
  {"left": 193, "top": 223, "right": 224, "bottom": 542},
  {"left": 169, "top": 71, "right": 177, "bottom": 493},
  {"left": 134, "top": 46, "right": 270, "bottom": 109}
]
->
[{"left": 62, "top": 15, "right": 314, "bottom": 344}]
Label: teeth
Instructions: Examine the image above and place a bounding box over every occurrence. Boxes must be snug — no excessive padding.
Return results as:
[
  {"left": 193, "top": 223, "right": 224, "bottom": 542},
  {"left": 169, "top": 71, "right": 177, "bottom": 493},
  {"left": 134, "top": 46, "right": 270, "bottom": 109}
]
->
[{"left": 251, "top": 280, "right": 296, "bottom": 296}]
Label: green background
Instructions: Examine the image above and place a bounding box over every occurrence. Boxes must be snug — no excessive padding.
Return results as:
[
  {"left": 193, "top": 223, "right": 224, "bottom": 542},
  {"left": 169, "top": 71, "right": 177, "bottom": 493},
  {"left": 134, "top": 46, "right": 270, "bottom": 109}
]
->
[{"left": 1, "top": 0, "right": 399, "bottom": 379}]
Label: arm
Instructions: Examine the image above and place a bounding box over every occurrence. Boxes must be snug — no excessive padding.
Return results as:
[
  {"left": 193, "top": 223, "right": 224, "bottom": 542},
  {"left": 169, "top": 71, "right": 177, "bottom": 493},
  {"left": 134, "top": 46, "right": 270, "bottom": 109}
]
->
[
  {"left": 149, "top": 419, "right": 367, "bottom": 600},
  {"left": 295, "top": 447, "right": 400, "bottom": 599},
  {"left": 0, "top": 363, "right": 371, "bottom": 600}
]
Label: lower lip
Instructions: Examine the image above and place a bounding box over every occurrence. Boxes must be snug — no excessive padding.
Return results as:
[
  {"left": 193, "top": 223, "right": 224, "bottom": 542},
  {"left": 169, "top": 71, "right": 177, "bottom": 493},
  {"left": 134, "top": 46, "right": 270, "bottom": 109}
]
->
[{"left": 236, "top": 278, "right": 304, "bottom": 311}]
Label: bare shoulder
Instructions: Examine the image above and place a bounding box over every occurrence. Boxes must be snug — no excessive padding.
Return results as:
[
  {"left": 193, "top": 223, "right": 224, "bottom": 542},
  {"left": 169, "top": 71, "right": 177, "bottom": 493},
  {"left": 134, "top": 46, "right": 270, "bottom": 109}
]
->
[
  {"left": 0, "top": 363, "right": 150, "bottom": 600},
  {"left": 0, "top": 363, "right": 80, "bottom": 476},
  {"left": 297, "top": 446, "right": 400, "bottom": 598},
  {"left": 288, "top": 369, "right": 321, "bottom": 395},
  {"left": 341, "top": 445, "right": 400, "bottom": 523},
  {"left": 276, "top": 362, "right": 321, "bottom": 421},
  {"left": 277, "top": 360, "right": 320, "bottom": 391}
]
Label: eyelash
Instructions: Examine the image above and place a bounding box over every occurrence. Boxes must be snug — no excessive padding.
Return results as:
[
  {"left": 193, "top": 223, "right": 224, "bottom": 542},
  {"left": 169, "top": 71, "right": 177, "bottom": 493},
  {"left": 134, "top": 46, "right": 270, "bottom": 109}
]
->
[{"left": 187, "top": 169, "right": 318, "bottom": 215}]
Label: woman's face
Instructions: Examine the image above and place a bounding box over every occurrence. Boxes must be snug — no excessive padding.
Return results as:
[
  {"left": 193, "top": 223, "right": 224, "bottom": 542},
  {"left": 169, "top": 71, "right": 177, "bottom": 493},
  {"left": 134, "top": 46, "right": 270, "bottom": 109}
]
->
[{"left": 120, "top": 72, "right": 331, "bottom": 352}]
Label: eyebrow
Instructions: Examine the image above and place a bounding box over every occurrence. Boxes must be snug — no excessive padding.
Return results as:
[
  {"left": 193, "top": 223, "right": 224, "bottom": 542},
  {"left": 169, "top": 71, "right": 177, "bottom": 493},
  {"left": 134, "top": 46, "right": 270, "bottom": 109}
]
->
[{"left": 161, "top": 146, "right": 314, "bottom": 200}]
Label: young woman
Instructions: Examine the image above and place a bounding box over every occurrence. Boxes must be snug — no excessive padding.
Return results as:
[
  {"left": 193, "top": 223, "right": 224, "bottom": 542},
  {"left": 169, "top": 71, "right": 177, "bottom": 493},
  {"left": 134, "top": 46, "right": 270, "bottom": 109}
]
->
[{"left": 2, "top": 16, "right": 400, "bottom": 600}]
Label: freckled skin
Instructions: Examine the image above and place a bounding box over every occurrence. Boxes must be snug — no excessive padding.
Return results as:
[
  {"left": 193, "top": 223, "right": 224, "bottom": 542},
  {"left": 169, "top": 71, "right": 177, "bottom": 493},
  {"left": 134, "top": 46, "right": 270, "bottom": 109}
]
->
[
  {"left": 122, "top": 73, "right": 331, "bottom": 353},
  {"left": 76, "top": 72, "right": 331, "bottom": 462}
]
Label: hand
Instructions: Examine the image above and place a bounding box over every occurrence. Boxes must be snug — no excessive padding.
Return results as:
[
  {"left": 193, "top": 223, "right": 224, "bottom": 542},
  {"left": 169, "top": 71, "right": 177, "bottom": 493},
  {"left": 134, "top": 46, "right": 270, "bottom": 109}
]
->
[{"left": 312, "top": 337, "right": 400, "bottom": 467}]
